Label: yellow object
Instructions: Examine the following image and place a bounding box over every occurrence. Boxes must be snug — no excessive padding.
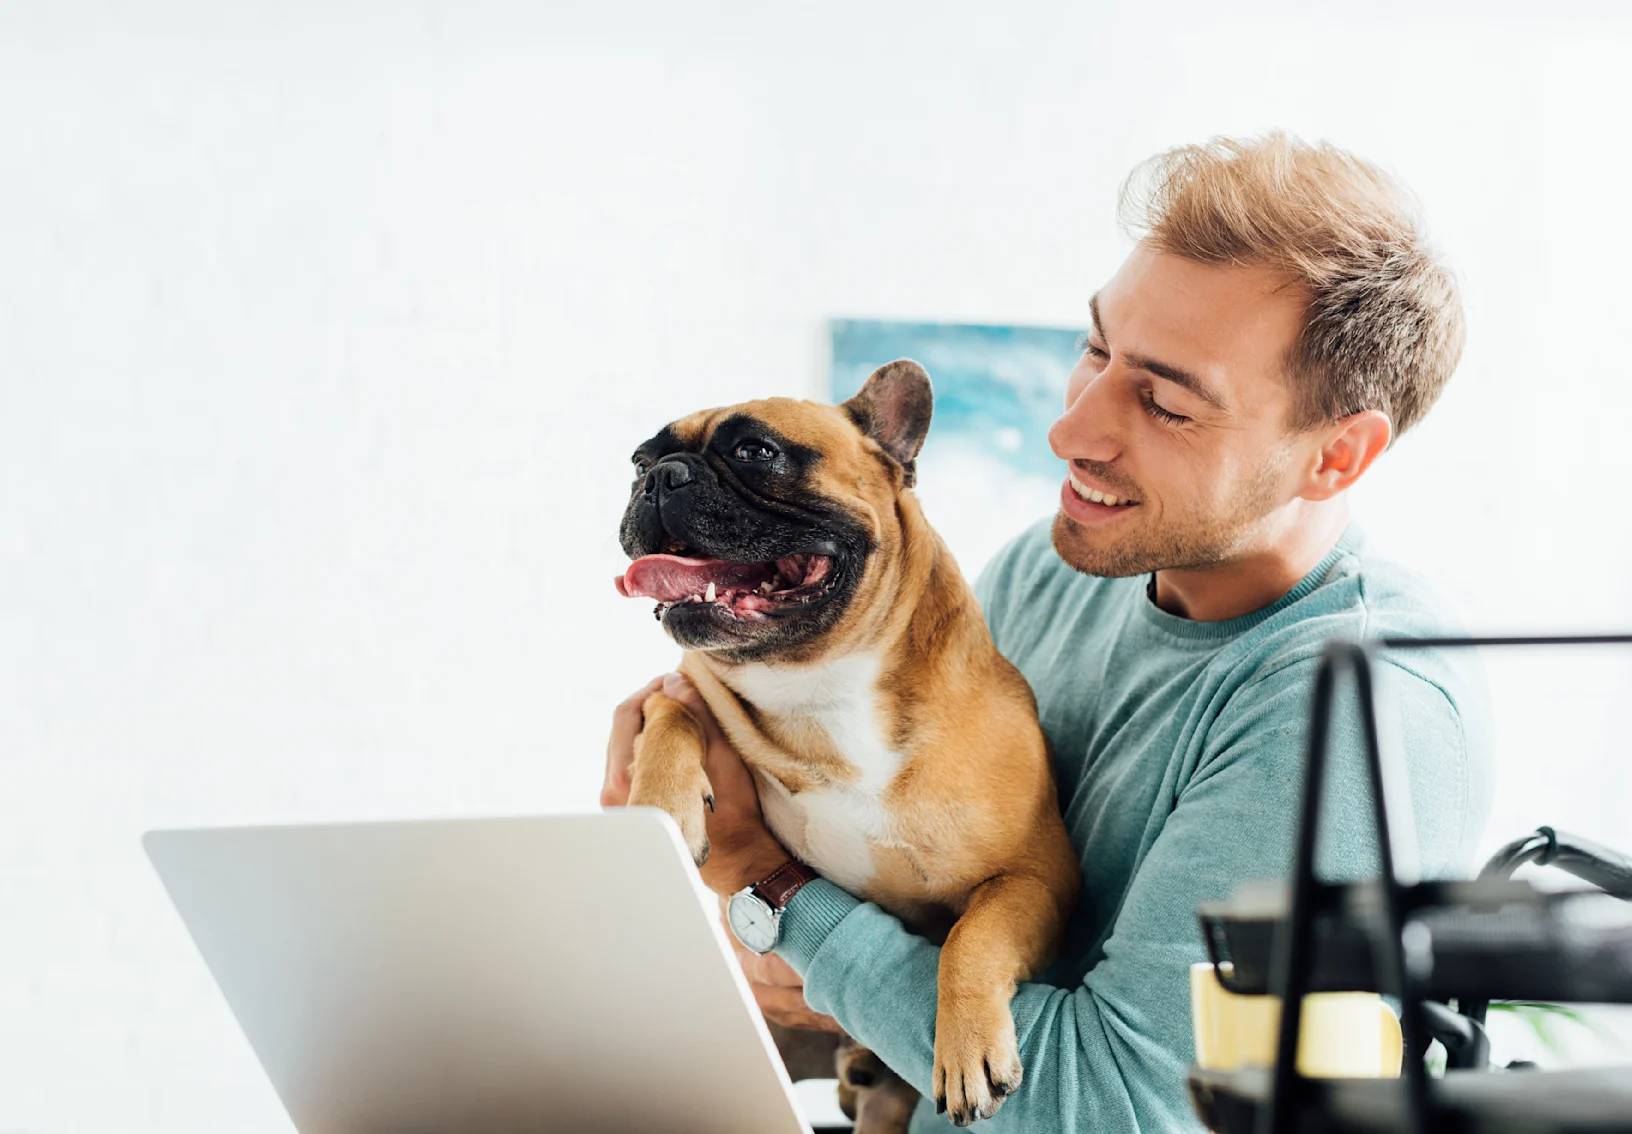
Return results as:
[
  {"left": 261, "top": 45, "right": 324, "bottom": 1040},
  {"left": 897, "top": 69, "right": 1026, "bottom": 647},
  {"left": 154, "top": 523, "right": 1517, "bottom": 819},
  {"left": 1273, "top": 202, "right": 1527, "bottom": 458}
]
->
[{"left": 1190, "top": 962, "right": 1402, "bottom": 1078}]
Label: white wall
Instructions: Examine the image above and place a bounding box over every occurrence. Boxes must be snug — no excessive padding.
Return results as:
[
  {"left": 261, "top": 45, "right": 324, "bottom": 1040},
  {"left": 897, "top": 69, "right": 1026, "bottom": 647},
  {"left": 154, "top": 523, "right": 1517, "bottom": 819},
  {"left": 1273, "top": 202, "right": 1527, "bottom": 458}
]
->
[{"left": 4, "top": 2, "right": 1631, "bottom": 1130}]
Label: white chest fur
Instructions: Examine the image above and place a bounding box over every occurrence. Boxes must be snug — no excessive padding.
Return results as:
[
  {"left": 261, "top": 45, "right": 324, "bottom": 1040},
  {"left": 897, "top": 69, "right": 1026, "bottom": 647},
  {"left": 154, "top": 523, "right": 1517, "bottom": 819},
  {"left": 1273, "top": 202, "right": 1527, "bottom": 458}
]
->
[{"left": 728, "top": 654, "right": 903, "bottom": 894}]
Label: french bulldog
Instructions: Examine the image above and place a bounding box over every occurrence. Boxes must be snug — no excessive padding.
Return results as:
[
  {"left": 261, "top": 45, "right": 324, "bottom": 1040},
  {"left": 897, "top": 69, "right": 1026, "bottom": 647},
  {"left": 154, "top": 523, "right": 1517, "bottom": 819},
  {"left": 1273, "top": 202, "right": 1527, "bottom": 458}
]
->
[{"left": 613, "top": 360, "right": 1080, "bottom": 1129}]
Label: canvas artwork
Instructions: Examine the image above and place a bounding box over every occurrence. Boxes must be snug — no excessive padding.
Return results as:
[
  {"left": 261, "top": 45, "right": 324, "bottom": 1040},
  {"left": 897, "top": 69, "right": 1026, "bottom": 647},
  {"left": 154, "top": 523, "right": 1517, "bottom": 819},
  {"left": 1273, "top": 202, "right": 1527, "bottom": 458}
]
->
[{"left": 829, "top": 318, "right": 1083, "bottom": 579}]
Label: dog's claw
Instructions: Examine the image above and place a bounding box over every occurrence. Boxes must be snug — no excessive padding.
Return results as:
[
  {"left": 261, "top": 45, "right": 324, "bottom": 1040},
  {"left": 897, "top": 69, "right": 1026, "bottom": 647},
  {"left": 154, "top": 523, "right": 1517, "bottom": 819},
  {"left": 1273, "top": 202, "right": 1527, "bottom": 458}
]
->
[
  {"left": 935, "top": 1011, "right": 1023, "bottom": 1126},
  {"left": 935, "top": 1095, "right": 946, "bottom": 1115},
  {"left": 987, "top": 1058, "right": 1013, "bottom": 1097}
]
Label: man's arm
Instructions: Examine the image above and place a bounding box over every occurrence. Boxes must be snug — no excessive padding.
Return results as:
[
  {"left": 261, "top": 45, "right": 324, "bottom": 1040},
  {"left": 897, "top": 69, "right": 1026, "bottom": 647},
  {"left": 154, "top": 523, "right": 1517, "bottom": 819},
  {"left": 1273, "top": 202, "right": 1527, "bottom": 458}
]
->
[
  {"left": 599, "top": 647, "right": 1472, "bottom": 1129},
  {"left": 773, "top": 657, "right": 1472, "bottom": 1132},
  {"left": 773, "top": 750, "right": 1288, "bottom": 1131}
]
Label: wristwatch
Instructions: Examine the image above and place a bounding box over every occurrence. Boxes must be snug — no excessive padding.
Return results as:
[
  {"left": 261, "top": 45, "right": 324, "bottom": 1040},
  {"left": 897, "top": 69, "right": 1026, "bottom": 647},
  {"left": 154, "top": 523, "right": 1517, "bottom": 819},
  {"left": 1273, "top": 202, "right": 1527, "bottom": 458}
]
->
[{"left": 726, "top": 859, "right": 820, "bottom": 955}]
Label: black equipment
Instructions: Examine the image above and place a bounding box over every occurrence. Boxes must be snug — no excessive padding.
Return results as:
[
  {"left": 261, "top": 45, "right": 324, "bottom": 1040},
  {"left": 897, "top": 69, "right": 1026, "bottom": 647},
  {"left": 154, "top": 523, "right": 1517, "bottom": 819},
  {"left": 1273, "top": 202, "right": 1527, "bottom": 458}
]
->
[{"left": 1188, "top": 634, "right": 1632, "bottom": 1134}]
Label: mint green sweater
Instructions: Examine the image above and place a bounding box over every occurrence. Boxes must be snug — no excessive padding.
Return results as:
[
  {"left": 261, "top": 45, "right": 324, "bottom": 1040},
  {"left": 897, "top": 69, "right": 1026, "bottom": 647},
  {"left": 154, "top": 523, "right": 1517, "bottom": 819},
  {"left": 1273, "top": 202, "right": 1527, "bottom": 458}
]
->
[{"left": 774, "top": 521, "right": 1494, "bottom": 1132}]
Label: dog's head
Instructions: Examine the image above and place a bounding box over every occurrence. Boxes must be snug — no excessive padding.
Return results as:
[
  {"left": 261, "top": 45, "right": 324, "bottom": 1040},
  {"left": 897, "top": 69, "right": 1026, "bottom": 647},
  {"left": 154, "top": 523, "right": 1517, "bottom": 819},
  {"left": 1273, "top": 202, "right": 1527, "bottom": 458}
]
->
[{"left": 614, "top": 360, "right": 933, "bottom": 663}]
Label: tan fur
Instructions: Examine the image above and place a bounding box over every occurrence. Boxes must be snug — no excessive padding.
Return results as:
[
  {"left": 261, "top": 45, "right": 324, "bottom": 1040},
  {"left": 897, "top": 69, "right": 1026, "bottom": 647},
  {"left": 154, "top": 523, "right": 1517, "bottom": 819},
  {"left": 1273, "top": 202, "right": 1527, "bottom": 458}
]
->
[{"left": 627, "top": 390, "right": 1080, "bottom": 1129}]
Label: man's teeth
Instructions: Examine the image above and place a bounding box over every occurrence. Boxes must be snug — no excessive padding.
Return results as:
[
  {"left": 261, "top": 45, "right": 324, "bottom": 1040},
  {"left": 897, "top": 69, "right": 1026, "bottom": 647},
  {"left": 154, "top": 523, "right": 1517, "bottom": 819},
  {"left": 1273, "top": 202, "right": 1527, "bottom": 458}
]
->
[{"left": 1069, "top": 473, "right": 1134, "bottom": 507}]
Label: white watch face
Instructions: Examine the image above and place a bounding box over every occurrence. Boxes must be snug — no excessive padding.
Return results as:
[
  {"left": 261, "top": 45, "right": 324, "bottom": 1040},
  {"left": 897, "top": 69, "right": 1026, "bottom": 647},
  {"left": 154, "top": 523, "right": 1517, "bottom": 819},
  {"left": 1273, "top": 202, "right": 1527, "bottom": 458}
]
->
[{"left": 727, "top": 891, "right": 779, "bottom": 954}]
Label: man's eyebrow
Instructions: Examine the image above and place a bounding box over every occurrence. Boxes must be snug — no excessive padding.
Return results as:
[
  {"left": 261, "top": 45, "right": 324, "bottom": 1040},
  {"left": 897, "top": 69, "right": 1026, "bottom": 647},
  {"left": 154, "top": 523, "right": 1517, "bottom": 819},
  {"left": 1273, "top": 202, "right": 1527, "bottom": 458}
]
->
[
  {"left": 1127, "top": 353, "right": 1231, "bottom": 413},
  {"left": 1087, "top": 292, "right": 1230, "bottom": 413}
]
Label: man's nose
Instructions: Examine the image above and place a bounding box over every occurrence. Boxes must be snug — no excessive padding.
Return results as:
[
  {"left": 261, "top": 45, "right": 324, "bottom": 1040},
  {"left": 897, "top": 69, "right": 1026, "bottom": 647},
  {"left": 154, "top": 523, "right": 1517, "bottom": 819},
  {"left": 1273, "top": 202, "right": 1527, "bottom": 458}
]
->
[{"left": 1049, "top": 375, "right": 1123, "bottom": 464}]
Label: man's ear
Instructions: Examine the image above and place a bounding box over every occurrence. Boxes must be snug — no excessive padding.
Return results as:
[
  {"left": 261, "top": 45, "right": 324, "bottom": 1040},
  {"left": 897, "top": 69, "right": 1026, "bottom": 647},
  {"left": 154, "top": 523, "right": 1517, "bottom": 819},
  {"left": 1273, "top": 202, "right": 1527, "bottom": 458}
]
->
[
  {"left": 840, "top": 359, "right": 934, "bottom": 488},
  {"left": 1300, "top": 409, "right": 1393, "bottom": 501}
]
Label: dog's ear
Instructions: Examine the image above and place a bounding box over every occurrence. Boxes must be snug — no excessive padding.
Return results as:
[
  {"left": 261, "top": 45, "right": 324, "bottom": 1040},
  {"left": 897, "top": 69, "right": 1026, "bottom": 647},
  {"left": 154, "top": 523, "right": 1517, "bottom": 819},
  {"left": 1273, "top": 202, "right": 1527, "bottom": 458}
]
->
[{"left": 841, "top": 359, "right": 934, "bottom": 488}]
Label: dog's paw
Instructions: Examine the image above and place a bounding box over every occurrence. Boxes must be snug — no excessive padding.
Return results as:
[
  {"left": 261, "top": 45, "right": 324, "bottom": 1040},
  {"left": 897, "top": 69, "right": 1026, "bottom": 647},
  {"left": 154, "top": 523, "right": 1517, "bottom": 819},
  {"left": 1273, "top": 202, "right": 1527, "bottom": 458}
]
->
[
  {"left": 837, "top": 1040, "right": 886, "bottom": 1089},
  {"left": 841, "top": 1040, "right": 918, "bottom": 1134},
  {"left": 628, "top": 766, "right": 714, "bottom": 867},
  {"left": 932, "top": 998, "right": 1022, "bottom": 1127}
]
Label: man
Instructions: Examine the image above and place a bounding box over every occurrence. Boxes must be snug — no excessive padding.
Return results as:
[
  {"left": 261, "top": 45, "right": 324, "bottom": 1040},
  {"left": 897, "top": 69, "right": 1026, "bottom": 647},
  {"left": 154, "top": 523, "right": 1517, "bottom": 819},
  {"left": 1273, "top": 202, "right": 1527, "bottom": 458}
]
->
[{"left": 603, "top": 132, "right": 1494, "bottom": 1131}]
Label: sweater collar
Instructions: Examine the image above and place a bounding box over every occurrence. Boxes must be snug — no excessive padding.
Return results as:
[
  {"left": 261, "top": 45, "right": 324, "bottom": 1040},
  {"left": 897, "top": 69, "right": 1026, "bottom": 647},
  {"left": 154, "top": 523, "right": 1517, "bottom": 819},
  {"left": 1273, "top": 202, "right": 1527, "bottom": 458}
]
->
[{"left": 1134, "top": 525, "right": 1365, "bottom": 641}]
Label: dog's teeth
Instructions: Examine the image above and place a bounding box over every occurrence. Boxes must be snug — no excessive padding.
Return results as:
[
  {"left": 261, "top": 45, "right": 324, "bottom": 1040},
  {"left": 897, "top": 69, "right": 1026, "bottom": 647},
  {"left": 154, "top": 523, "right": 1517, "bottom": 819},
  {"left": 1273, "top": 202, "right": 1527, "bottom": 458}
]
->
[
  {"left": 704, "top": 581, "right": 717, "bottom": 603},
  {"left": 760, "top": 580, "right": 775, "bottom": 594}
]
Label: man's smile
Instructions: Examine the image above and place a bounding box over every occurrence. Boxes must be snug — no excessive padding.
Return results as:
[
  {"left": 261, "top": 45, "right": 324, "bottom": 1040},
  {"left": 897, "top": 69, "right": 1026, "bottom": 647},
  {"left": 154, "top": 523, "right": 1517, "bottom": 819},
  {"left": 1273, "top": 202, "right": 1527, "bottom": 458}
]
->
[
  {"left": 1061, "top": 471, "right": 1142, "bottom": 526},
  {"left": 1067, "top": 469, "right": 1139, "bottom": 508}
]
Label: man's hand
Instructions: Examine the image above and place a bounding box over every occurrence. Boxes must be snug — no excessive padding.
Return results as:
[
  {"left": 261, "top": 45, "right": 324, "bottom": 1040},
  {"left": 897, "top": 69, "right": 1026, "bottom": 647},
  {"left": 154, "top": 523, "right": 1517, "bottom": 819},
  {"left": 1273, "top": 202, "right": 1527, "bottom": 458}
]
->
[
  {"left": 604, "top": 673, "right": 843, "bottom": 1036},
  {"left": 603, "top": 672, "right": 791, "bottom": 896},
  {"left": 601, "top": 675, "right": 665, "bottom": 809},
  {"left": 721, "top": 902, "right": 844, "bottom": 1034}
]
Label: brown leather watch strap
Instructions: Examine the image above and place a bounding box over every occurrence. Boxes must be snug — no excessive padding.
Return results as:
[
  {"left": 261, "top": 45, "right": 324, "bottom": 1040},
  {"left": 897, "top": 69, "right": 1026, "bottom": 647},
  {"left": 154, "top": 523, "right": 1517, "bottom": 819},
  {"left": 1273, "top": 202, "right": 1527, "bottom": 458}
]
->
[{"left": 751, "top": 859, "right": 820, "bottom": 911}]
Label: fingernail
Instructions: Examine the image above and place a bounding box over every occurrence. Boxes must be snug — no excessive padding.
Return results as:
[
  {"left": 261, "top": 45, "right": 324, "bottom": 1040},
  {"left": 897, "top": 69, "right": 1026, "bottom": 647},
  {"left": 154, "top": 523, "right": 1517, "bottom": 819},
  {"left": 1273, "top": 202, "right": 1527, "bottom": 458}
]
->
[{"left": 662, "top": 672, "right": 689, "bottom": 695}]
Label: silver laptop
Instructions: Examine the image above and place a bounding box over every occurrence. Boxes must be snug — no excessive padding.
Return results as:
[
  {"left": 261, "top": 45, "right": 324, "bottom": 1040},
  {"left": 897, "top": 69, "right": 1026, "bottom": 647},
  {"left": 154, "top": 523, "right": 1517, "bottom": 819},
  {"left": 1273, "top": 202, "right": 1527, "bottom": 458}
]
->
[{"left": 144, "top": 809, "right": 814, "bottom": 1134}]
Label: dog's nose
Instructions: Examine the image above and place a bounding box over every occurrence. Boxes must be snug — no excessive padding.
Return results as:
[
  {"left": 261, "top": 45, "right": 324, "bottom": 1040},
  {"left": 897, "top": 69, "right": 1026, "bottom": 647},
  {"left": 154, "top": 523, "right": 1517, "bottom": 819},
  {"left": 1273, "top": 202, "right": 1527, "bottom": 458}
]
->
[{"left": 654, "top": 460, "right": 695, "bottom": 494}]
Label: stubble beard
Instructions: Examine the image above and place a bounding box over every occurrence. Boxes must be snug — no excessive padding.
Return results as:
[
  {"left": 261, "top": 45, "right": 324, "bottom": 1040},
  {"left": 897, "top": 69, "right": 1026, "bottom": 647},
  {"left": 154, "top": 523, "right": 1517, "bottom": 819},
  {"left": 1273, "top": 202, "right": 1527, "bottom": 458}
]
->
[{"left": 1050, "top": 452, "right": 1290, "bottom": 579}]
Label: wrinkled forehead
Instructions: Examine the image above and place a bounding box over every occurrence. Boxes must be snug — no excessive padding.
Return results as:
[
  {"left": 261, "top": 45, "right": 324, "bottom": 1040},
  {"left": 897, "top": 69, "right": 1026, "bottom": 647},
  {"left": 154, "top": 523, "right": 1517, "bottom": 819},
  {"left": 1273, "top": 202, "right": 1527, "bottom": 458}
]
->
[
  {"left": 1099, "top": 246, "right": 1307, "bottom": 411},
  {"left": 647, "top": 397, "right": 867, "bottom": 460}
]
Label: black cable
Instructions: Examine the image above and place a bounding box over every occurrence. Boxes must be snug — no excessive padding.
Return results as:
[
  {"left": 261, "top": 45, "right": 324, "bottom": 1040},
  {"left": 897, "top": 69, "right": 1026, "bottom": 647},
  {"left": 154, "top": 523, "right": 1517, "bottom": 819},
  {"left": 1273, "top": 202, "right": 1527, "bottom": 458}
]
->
[
  {"left": 1376, "top": 633, "right": 1632, "bottom": 649},
  {"left": 1421, "top": 1000, "right": 1492, "bottom": 1070}
]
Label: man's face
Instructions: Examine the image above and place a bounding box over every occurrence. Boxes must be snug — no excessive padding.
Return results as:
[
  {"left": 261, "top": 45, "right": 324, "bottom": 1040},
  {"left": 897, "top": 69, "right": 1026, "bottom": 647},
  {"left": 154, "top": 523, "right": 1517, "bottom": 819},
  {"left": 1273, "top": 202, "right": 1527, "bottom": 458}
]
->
[{"left": 1049, "top": 244, "right": 1312, "bottom": 578}]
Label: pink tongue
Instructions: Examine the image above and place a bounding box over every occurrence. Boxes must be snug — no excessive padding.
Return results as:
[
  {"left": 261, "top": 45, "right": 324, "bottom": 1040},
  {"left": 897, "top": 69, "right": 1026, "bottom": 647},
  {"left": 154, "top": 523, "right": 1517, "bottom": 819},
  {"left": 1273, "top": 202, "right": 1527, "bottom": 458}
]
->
[{"left": 615, "top": 554, "right": 776, "bottom": 602}]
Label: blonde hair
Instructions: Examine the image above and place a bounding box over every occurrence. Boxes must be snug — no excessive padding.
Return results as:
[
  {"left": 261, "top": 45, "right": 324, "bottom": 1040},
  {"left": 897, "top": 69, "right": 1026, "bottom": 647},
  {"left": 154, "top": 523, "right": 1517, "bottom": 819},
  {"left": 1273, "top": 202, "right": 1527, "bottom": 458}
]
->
[{"left": 1118, "top": 132, "right": 1465, "bottom": 438}]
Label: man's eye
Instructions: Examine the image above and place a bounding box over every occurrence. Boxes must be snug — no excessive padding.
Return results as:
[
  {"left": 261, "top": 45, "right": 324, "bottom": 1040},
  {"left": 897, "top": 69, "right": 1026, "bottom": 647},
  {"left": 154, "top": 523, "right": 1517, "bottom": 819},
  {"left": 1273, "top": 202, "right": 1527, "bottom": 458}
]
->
[
  {"left": 732, "top": 440, "right": 778, "bottom": 463},
  {"left": 1140, "top": 390, "right": 1190, "bottom": 426},
  {"left": 1075, "top": 333, "right": 1109, "bottom": 361}
]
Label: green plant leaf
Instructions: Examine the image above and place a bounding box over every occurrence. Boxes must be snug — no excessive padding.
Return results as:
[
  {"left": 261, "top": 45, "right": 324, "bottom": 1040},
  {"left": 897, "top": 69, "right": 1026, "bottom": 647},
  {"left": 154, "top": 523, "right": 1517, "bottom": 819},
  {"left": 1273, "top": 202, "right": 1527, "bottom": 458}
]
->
[{"left": 1487, "top": 1001, "right": 1624, "bottom": 1053}]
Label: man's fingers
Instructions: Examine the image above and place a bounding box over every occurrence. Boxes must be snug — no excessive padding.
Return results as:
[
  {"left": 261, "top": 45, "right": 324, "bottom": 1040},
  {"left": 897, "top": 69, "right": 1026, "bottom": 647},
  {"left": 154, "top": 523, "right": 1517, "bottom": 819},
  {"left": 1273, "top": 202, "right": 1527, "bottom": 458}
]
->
[
  {"left": 753, "top": 982, "right": 806, "bottom": 1015},
  {"left": 751, "top": 950, "right": 806, "bottom": 988},
  {"left": 734, "top": 947, "right": 807, "bottom": 989},
  {"left": 603, "top": 675, "right": 667, "bottom": 807},
  {"left": 609, "top": 676, "right": 665, "bottom": 751},
  {"left": 662, "top": 673, "right": 729, "bottom": 747},
  {"left": 753, "top": 983, "right": 845, "bottom": 1034},
  {"left": 666, "top": 673, "right": 760, "bottom": 815}
]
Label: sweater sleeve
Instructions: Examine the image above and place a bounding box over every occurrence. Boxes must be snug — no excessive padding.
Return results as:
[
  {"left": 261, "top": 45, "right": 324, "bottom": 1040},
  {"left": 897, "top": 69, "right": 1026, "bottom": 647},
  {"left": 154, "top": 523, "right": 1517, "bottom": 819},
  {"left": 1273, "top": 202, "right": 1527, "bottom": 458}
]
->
[{"left": 771, "top": 656, "right": 1473, "bottom": 1133}]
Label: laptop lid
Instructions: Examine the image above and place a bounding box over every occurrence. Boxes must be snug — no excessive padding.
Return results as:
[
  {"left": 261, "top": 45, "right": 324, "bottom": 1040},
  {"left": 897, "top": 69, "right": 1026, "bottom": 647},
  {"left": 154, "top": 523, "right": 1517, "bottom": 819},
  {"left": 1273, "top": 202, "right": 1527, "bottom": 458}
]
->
[{"left": 144, "top": 809, "right": 812, "bottom": 1134}]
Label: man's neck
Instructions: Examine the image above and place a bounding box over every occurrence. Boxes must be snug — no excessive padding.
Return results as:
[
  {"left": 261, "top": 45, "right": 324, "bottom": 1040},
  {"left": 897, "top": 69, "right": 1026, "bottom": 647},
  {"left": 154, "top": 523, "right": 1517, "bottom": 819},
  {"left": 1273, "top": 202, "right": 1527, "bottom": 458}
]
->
[{"left": 1151, "top": 499, "right": 1350, "bottom": 623}]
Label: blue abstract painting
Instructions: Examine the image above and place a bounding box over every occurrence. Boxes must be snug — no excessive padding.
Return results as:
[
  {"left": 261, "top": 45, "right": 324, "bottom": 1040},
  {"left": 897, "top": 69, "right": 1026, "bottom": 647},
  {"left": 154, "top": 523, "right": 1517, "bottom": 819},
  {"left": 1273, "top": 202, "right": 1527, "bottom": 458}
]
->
[{"left": 829, "top": 318, "right": 1083, "bottom": 574}]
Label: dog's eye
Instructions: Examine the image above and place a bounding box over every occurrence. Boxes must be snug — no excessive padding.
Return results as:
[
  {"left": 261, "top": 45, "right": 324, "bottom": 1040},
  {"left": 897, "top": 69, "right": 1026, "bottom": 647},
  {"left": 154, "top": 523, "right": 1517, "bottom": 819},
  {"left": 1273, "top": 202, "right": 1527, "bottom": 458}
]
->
[
  {"left": 632, "top": 455, "right": 651, "bottom": 476},
  {"left": 732, "top": 440, "right": 778, "bottom": 463}
]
